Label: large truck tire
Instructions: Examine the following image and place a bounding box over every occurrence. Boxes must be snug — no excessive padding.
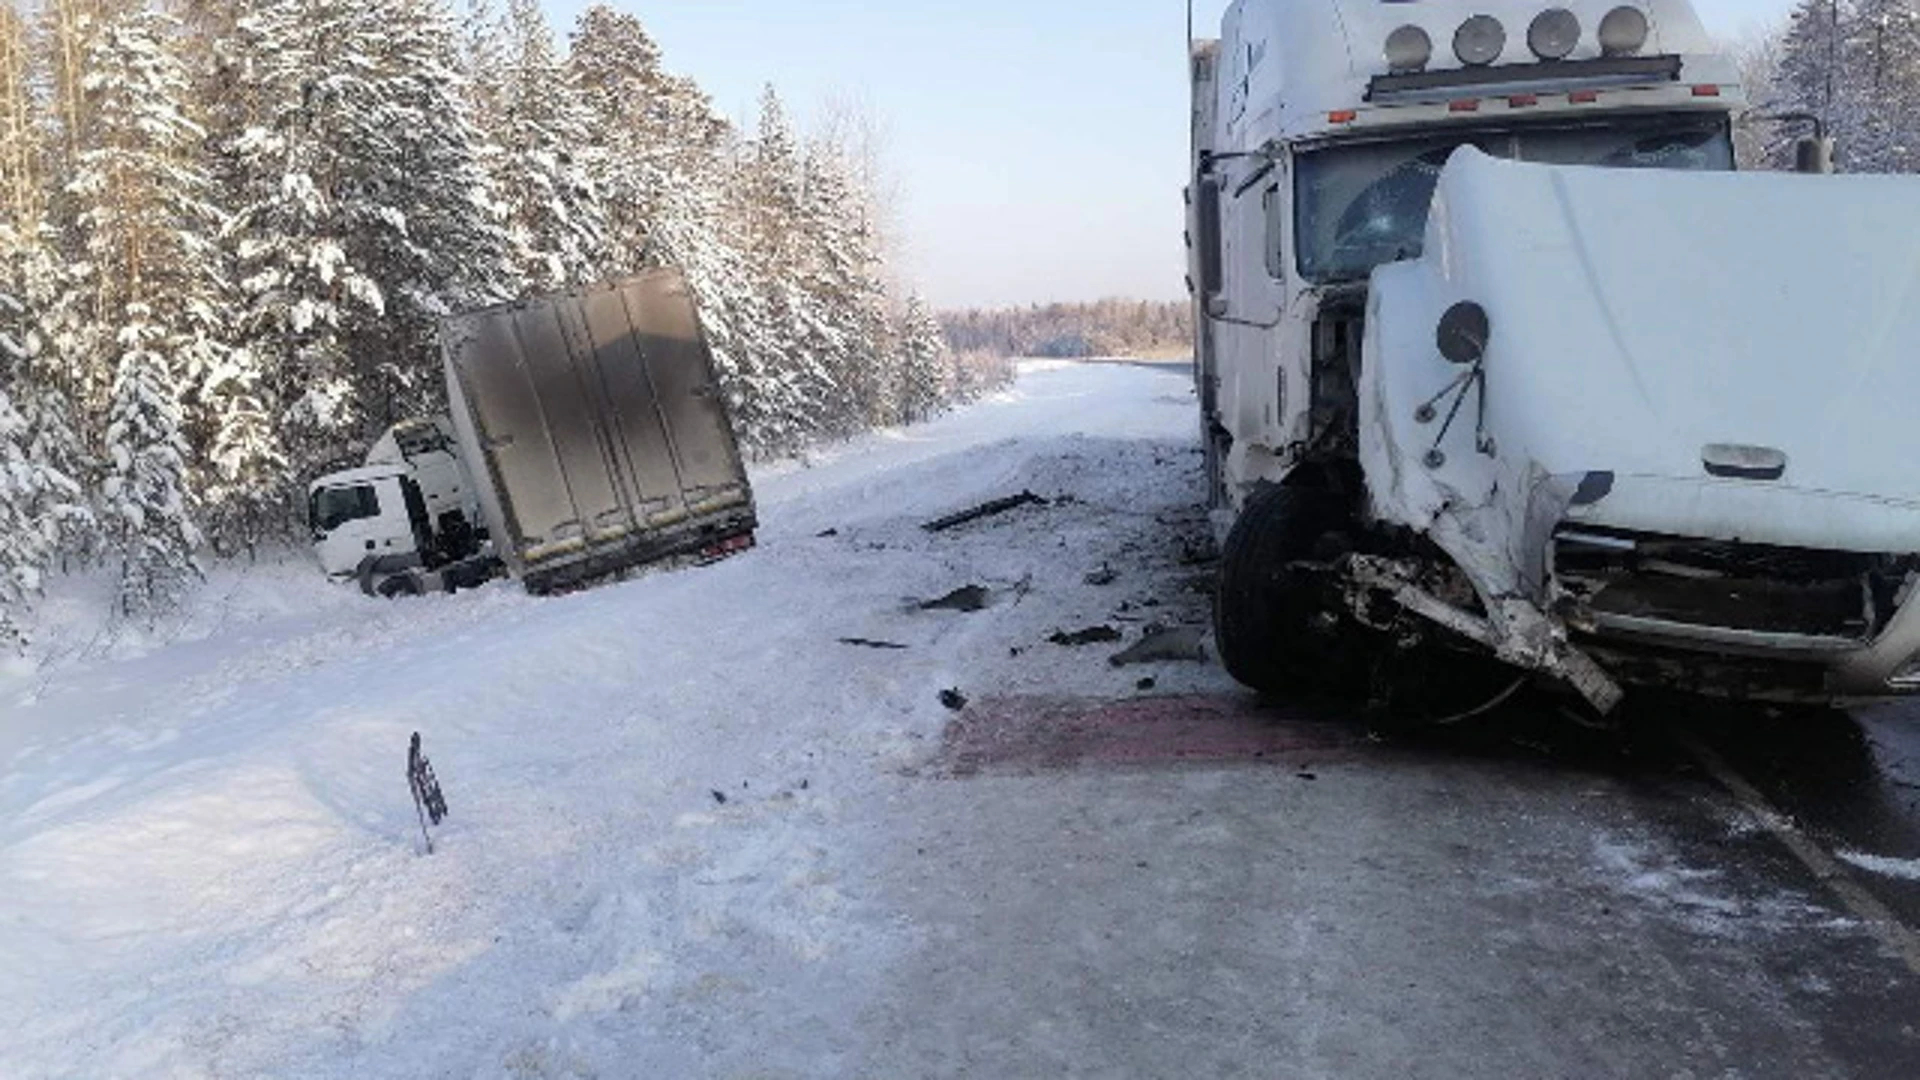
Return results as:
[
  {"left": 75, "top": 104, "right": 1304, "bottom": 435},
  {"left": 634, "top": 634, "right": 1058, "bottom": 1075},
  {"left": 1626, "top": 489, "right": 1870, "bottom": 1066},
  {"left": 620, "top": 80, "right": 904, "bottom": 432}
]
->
[
  {"left": 1214, "top": 484, "right": 1359, "bottom": 697},
  {"left": 357, "top": 553, "right": 424, "bottom": 598}
]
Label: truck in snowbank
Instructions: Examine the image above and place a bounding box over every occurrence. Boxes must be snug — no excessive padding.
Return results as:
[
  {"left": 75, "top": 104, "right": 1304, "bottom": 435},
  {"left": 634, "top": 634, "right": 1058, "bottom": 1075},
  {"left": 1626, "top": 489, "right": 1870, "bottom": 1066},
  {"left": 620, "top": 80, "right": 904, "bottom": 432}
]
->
[
  {"left": 1191, "top": 0, "right": 1920, "bottom": 711},
  {"left": 309, "top": 270, "right": 757, "bottom": 597}
]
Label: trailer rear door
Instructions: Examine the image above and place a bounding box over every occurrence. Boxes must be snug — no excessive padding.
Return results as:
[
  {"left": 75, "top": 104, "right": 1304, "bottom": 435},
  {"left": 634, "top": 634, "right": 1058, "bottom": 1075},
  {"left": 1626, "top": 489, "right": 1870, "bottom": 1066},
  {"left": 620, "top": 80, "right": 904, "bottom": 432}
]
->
[{"left": 442, "top": 270, "right": 754, "bottom": 582}]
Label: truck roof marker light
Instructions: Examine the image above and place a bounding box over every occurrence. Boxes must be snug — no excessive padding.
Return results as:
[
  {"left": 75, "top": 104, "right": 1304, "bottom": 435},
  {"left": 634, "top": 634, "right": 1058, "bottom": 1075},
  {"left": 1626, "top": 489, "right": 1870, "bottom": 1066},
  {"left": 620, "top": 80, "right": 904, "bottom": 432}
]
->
[
  {"left": 1598, "top": 6, "right": 1650, "bottom": 56},
  {"left": 1449, "top": 99, "right": 1481, "bottom": 113},
  {"left": 1508, "top": 93, "right": 1539, "bottom": 108},
  {"left": 1453, "top": 15, "right": 1506, "bottom": 66},
  {"left": 1385, "top": 24, "right": 1433, "bottom": 73},
  {"left": 1691, "top": 84, "right": 1721, "bottom": 97},
  {"left": 1328, "top": 109, "right": 1358, "bottom": 124},
  {"left": 1527, "top": 9, "right": 1581, "bottom": 61},
  {"left": 1569, "top": 89, "right": 1600, "bottom": 104}
]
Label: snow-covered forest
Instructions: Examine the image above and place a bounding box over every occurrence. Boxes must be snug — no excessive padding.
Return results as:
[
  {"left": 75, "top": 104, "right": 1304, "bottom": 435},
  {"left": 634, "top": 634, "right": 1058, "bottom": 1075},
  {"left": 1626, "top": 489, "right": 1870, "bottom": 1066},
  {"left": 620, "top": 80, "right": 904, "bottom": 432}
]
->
[
  {"left": 1742, "top": 0, "right": 1920, "bottom": 170},
  {"left": 0, "top": 0, "right": 982, "bottom": 640},
  {"left": 940, "top": 300, "right": 1191, "bottom": 361}
]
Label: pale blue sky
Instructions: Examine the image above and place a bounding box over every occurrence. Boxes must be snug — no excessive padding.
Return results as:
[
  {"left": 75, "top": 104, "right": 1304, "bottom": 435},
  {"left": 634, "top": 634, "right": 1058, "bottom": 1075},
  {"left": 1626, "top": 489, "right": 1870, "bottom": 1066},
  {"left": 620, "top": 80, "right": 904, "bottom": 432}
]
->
[{"left": 544, "top": 1, "right": 1797, "bottom": 308}]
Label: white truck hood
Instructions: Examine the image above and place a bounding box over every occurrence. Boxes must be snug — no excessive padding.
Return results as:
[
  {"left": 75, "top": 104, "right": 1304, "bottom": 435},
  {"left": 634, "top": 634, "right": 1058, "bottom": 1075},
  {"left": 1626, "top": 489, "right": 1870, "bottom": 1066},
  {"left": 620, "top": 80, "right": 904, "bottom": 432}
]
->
[{"left": 1363, "top": 148, "right": 1920, "bottom": 578}]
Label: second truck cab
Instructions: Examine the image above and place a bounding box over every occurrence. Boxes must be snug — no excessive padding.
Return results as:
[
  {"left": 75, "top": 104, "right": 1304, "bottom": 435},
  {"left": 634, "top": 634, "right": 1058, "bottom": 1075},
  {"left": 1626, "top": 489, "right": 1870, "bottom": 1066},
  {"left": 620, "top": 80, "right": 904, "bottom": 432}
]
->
[{"left": 309, "top": 417, "right": 486, "bottom": 586}]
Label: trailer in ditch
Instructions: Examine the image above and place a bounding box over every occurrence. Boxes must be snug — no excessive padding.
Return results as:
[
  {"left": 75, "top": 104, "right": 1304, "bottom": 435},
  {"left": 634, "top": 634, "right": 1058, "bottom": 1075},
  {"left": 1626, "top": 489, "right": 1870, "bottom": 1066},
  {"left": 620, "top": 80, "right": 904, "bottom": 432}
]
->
[{"left": 308, "top": 269, "right": 757, "bottom": 597}]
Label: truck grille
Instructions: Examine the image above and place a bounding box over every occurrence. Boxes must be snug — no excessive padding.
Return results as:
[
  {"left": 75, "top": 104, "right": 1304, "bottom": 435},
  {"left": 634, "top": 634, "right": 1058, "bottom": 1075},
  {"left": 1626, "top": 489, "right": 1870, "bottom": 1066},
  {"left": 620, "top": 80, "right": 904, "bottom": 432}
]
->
[{"left": 1551, "top": 528, "right": 1912, "bottom": 649}]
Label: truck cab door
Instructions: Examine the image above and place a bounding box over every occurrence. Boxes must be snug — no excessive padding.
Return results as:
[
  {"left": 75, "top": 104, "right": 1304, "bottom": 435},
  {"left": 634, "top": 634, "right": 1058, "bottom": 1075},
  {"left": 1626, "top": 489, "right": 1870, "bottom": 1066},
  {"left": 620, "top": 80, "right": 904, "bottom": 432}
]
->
[{"left": 310, "top": 476, "right": 424, "bottom": 577}]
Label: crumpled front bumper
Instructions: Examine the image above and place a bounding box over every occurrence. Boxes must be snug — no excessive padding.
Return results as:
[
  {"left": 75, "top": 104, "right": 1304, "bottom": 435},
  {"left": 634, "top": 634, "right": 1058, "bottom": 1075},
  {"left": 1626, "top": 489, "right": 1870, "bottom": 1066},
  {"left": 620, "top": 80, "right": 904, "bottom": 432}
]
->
[{"left": 1553, "top": 476, "right": 1920, "bottom": 704}]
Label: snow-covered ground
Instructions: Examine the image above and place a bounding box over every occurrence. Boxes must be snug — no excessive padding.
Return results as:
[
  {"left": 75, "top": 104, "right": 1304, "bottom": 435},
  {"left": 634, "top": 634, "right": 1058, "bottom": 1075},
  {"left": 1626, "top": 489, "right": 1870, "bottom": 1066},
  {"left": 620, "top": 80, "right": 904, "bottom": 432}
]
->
[
  {"left": 0, "top": 363, "right": 1222, "bottom": 1077},
  {"left": 3, "top": 363, "right": 1915, "bottom": 1079}
]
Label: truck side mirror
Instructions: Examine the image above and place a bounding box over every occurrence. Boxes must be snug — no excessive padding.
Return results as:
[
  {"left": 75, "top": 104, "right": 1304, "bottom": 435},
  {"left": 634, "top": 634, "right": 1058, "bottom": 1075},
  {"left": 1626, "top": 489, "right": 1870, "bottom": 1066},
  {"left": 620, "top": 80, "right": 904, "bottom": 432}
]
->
[
  {"left": 1437, "top": 302, "right": 1489, "bottom": 365},
  {"left": 1795, "top": 136, "right": 1835, "bottom": 174},
  {"left": 1196, "top": 176, "right": 1224, "bottom": 300}
]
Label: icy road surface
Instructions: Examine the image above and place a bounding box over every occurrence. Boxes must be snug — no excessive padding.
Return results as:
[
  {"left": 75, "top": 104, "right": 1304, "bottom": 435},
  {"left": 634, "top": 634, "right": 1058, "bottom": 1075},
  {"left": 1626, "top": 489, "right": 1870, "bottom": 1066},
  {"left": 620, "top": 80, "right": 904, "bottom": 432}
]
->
[{"left": 2, "top": 362, "right": 1917, "bottom": 1078}]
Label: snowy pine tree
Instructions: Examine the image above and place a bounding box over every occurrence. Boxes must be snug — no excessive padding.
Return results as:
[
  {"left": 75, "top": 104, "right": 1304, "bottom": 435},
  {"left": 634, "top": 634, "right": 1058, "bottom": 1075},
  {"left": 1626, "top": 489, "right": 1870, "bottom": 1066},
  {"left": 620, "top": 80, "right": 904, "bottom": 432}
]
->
[
  {"left": 225, "top": 0, "right": 514, "bottom": 478},
  {"left": 0, "top": 276, "right": 58, "bottom": 647},
  {"left": 569, "top": 3, "right": 727, "bottom": 268},
  {"left": 896, "top": 294, "right": 950, "bottom": 424},
  {"left": 799, "top": 135, "right": 898, "bottom": 429},
  {"left": 100, "top": 310, "right": 200, "bottom": 615},
  {"left": 741, "top": 86, "right": 842, "bottom": 443},
  {"left": 1846, "top": 0, "right": 1920, "bottom": 171},
  {"left": 65, "top": 7, "right": 216, "bottom": 611},
  {"left": 485, "top": 0, "right": 610, "bottom": 291},
  {"left": 1, "top": 233, "right": 93, "bottom": 567}
]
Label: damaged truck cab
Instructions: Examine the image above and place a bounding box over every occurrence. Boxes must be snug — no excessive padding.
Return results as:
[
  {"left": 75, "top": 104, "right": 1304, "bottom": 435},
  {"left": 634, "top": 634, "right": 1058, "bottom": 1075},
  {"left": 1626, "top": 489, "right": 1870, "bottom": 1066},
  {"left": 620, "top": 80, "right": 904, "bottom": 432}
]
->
[{"left": 1192, "top": 0, "right": 1920, "bottom": 709}]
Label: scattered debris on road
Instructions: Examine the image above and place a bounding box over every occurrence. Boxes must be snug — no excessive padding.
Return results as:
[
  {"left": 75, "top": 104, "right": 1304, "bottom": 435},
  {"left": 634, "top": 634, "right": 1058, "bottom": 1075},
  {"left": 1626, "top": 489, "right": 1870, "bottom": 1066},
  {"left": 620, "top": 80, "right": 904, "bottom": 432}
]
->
[
  {"left": 920, "top": 585, "right": 991, "bottom": 612},
  {"left": 839, "top": 637, "right": 909, "bottom": 650},
  {"left": 939, "top": 688, "right": 969, "bottom": 711},
  {"left": 1084, "top": 563, "right": 1118, "bottom": 586},
  {"left": 1110, "top": 626, "right": 1209, "bottom": 666},
  {"left": 1048, "top": 625, "right": 1124, "bottom": 647},
  {"left": 922, "top": 490, "right": 1048, "bottom": 532}
]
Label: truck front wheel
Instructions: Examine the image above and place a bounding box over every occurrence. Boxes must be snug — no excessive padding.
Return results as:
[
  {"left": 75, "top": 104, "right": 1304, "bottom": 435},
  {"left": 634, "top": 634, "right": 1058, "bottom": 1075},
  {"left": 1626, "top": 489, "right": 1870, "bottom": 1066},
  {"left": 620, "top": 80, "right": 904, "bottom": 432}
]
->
[{"left": 1214, "top": 485, "right": 1359, "bottom": 697}]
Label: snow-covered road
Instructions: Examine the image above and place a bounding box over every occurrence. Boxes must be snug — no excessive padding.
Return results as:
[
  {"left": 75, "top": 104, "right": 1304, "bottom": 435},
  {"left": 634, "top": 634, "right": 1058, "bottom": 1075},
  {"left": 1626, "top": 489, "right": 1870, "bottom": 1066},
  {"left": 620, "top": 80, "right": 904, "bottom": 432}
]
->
[{"left": 2, "top": 363, "right": 1917, "bottom": 1078}]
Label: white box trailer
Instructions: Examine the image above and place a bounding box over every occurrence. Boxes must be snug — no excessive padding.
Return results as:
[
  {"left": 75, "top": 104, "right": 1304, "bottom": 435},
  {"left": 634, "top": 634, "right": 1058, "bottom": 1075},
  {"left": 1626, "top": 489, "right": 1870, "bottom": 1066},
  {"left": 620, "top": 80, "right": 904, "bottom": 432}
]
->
[
  {"left": 1189, "top": 0, "right": 1920, "bottom": 711},
  {"left": 310, "top": 269, "right": 757, "bottom": 596}
]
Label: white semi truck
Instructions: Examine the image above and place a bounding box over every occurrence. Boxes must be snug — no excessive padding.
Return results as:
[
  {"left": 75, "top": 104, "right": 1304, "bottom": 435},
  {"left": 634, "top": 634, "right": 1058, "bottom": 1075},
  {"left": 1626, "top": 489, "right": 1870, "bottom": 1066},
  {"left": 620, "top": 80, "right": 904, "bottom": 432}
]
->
[
  {"left": 309, "top": 270, "right": 758, "bottom": 597},
  {"left": 1191, "top": 0, "right": 1920, "bottom": 711}
]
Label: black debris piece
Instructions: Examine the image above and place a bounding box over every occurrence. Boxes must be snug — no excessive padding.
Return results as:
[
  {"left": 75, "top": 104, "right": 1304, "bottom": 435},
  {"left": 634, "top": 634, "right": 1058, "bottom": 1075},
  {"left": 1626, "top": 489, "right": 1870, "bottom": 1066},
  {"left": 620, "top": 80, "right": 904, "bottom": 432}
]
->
[
  {"left": 920, "top": 585, "right": 990, "bottom": 612},
  {"left": 1297, "top": 772, "right": 1318, "bottom": 782},
  {"left": 816, "top": 528, "right": 840, "bottom": 538},
  {"left": 839, "top": 637, "right": 909, "bottom": 650},
  {"left": 921, "top": 491, "right": 1048, "bottom": 533},
  {"left": 1177, "top": 539, "right": 1217, "bottom": 566},
  {"left": 1084, "top": 564, "right": 1118, "bottom": 587},
  {"left": 711, "top": 790, "right": 728, "bottom": 804},
  {"left": 939, "top": 688, "right": 968, "bottom": 711},
  {"left": 1109, "top": 627, "right": 1209, "bottom": 667},
  {"left": 1048, "top": 625, "right": 1123, "bottom": 647},
  {"left": 1136, "top": 677, "right": 1157, "bottom": 691},
  {"left": 1010, "top": 573, "right": 1034, "bottom": 607}
]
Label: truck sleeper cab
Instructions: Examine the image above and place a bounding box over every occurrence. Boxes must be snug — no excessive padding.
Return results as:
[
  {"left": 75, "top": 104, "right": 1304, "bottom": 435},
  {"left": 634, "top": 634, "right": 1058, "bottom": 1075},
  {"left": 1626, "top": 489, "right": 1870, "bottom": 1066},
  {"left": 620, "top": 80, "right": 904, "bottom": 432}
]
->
[{"left": 1192, "top": 0, "right": 1920, "bottom": 710}]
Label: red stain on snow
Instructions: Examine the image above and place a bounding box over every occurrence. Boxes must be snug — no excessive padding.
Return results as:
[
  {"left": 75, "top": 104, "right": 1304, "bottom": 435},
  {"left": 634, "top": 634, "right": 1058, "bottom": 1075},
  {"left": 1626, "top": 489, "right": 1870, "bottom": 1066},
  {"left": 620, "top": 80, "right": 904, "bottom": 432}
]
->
[{"left": 936, "top": 694, "right": 1359, "bottom": 776}]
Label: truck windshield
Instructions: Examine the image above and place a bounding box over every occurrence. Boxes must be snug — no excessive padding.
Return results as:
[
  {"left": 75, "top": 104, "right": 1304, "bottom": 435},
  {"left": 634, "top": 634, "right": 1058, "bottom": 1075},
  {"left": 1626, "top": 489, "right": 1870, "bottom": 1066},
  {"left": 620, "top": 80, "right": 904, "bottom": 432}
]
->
[
  {"left": 1293, "top": 116, "right": 1734, "bottom": 284},
  {"left": 311, "top": 484, "right": 380, "bottom": 533}
]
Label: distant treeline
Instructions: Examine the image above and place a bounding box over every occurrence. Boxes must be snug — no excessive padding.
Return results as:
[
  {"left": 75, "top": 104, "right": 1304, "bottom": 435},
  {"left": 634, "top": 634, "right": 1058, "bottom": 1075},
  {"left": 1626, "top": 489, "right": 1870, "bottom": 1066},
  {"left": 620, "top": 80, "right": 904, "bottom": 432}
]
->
[{"left": 940, "top": 300, "right": 1192, "bottom": 359}]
